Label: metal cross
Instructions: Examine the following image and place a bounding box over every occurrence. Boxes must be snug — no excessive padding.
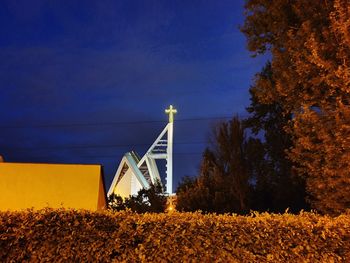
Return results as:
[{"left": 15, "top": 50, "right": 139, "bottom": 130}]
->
[{"left": 165, "top": 105, "right": 177, "bottom": 123}]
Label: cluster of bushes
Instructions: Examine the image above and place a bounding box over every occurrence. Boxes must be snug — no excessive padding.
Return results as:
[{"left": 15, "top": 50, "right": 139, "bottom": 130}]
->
[
  {"left": 108, "top": 181, "right": 167, "bottom": 213},
  {"left": 1, "top": 209, "right": 349, "bottom": 262}
]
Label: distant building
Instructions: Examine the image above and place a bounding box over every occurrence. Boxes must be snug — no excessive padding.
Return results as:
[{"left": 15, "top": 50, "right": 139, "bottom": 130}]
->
[
  {"left": 108, "top": 105, "right": 177, "bottom": 198},
  {"left": 0, "top": 162, "right": 106, "bottom": 211}
]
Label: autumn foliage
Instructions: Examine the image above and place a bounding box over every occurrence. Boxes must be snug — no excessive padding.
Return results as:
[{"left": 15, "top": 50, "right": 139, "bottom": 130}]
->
[
  {"left": 242, "top": 0, "right": 350, "bottom": 214},
  {"left": 1, "top": 209, "right": 350, "bottom": 262}
]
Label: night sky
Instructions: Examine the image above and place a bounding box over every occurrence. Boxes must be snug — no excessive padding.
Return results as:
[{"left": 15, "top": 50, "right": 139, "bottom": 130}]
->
[{"left": 0, "top": 0, "right": 267, "bottom": 189}]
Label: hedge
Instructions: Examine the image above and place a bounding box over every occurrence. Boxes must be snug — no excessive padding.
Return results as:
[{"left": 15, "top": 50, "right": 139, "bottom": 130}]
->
[{"left": 1, "top": 209, "right": 349, "bottom": 262}]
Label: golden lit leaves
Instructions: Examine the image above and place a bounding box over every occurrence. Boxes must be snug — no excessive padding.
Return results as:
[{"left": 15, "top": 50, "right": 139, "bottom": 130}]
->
[
  {"left": 0, "top": 209, "right": 350, "bottom": 262},
  {"left": 242, "top": 0, "right": 350, "bottom": 215}
]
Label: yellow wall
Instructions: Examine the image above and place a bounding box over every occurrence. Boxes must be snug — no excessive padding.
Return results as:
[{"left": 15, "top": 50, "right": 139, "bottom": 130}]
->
[
  {"left": 0, "top": 162, "right": 106, "bottom": 211},
  {"left": 114, "top": 169, "right": 132, "bottom": 198}
]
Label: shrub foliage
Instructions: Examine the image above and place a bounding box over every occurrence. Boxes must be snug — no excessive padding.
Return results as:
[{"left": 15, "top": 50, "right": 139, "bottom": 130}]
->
[
  {"left": 1, "top": 209, "right": 350, "bottom": 262},
  {"left": 108, "top": 181, "right": 167, "bottom": 213}
]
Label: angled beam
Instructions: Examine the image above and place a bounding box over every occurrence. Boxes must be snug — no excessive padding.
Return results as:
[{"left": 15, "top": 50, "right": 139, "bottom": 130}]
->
[
  {"left": 124, "top": 153, "right": 149, "bottom": 189},
  {"left": 108, "top": 155, "right": 128, "bottom": 196},
  {"left": 143, "top": 124, "right": 169, "bottom": 158},
  {"left": 107, "top": 152, "right": 150, "bottom": 196},
  {"left": 146, "top": 157, "right": 161, "bottom": 184}
]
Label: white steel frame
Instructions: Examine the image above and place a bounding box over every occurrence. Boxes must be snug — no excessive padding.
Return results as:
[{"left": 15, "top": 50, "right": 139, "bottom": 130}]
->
[{"left": 107, "top": 105, "right": 176, "bottom": 196}]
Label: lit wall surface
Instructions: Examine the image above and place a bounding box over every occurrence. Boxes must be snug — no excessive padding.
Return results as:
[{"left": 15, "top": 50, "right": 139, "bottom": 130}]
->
[
  {"left": 0, "top": 162, "right": 106, "bottom": 211},
  {"left": 112, "top": 169, "right": 143, "bottom": 199}
]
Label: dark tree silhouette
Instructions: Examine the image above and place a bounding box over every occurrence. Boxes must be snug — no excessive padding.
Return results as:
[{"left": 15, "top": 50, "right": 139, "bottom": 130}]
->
[
  {"left": 176, "top": 117, "right": 253, "bottom": 214},
  {"left": 244, "top": 62, "right": 309, "bottom": 213},
  {"left": 108, "top": 180, "right": 167, "bottom": 213}
]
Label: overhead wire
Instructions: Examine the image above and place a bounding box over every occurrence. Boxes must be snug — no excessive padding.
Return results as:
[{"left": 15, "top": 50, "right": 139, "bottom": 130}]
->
[
  {"left": 25, "top": 153, "right": 203, "bottom": 158},
  {"left": 61, "top": 153, "right": 204, "bottom": 159},
  {"left": 17, "top": 152, "right": 204, "bottom": 161},
  {"left": 1, "top": 141, "right": 209, "bottom": 151},
  {"left": 0, "top": 115, "right": 244, "bottom": 129},
  {"left": 0, "top": 114, "right": 244, "bottom": 160}
]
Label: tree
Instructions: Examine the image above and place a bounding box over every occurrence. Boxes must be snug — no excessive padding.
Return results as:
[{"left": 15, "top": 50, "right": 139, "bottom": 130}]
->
[
  {"left": 108, "top": 180, "right": 167, "bottom": 213},
  {"left": 244, "top": 62, "right": 308, "bottom": 213},
  {"left": 242, "top": 0, "right": 350, "bottom": 214},
  {"left": 175, "top": 176, "right": 196, "bottom": 194},
  {"left": 108, "top": 194, "right": 127, "bottom": 211},
  {"left": 176, "top": 117, "right": 252, "bottom": 214}
]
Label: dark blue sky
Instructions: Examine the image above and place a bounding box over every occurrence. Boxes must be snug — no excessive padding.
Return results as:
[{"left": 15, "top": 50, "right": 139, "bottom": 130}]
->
[{"left": 0, "top": 0, "right": 267, "bottom": 189}]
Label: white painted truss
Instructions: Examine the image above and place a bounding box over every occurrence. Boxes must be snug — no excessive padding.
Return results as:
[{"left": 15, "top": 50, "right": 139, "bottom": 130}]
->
[{"left": 107, "top": 106, "right": 177, "bottom": 198}]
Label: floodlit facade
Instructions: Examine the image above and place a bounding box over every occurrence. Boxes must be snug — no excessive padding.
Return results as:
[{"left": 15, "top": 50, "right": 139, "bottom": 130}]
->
[
  {"left": 0, "top": 162, "right": 106, "bottom": 211},
  {"left": 108, "top": 105, "right": 177, "bottom": 198}
]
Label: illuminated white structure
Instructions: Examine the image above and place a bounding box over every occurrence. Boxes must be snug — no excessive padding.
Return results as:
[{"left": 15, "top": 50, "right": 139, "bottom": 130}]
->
[{"left": 108, "top": 105, "right": 177, "bottom": 198}]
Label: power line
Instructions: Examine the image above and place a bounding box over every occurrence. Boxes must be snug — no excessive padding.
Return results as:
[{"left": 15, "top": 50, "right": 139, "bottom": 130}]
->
[
  {"left": 0, "top": 116, "right": 241, "bottom": 129},
  {"left": 16, "top": 152, "right": 203, "bottom": 161},
  {"left": 1, "top": 141, "right": 208, "bottom": 151},
  {"left": 79, "top": 153, "right": 203, "bottom": 158}
]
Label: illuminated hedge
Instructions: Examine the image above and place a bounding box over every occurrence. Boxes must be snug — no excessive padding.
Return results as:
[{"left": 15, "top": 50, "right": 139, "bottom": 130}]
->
[{"left": 1, "top": 209, "right": 349, "bottom": 262}]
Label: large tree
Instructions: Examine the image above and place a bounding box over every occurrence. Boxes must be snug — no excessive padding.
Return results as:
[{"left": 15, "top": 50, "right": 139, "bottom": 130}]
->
[
  {"left": 242, "top": 0, "right": 350, "bottom": 214},
  {"left": 245, "top": 62, "right": 308, "bottom": 213},
  {"left": 176, "top": 117, "right": 252, "bottom": 214}
]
